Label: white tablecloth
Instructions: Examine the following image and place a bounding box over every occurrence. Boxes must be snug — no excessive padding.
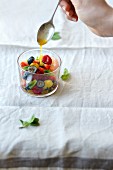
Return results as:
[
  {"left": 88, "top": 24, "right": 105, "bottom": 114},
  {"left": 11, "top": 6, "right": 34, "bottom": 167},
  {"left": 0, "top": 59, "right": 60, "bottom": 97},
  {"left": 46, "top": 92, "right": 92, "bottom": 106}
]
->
[{"left": 0, "top": 0, "right": 113, "bottom": 169}]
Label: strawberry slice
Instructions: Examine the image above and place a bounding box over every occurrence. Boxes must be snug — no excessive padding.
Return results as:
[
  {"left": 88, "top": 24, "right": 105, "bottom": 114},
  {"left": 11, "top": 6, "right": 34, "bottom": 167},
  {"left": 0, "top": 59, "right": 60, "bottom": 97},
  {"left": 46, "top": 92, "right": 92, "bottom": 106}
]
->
[
  {"left": 32, "top": 86, "right": 43, "bottom": 95},
  {"left": 44, "top": 64, "right": 51, "bottom": 70},
  {"left": 42, "top": 55, "right": 52, "bottom": 65},
  {"left": 38, "top": 67, "right": 45, "bottom": 74}
]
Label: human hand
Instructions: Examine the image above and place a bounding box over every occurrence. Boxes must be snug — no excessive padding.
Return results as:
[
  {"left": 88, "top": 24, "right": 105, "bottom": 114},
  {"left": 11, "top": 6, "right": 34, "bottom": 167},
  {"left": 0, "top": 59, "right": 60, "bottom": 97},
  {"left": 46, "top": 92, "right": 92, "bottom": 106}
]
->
[
  {"left": 59, "top": 0, "right": 78, "bottom": 22},
  {"left": 60, "top": 0, "right": 113, "bottom": 36}
]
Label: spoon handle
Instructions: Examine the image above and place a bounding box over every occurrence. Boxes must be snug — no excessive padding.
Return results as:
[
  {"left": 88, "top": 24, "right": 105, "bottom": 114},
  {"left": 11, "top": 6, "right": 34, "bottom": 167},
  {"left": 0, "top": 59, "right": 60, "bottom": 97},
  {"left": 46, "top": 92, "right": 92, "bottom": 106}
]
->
[{"left": 50, "top": 0, "right": 60, "bottom": 23}]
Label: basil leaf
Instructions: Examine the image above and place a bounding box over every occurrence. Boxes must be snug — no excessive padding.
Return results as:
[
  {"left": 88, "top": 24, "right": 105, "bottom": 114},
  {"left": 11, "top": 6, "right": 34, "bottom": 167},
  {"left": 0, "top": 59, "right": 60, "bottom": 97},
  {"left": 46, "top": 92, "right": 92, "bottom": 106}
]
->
[{"left": 52, "top": 32, "right": 61, "bottom": 40}]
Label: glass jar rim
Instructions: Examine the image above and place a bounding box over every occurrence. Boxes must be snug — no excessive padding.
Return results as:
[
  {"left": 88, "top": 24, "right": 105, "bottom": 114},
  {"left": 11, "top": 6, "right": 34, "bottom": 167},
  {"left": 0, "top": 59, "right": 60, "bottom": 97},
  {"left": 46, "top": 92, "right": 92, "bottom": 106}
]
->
[{"left": 17, "top": 48, "right": 62, "bottom": 75}]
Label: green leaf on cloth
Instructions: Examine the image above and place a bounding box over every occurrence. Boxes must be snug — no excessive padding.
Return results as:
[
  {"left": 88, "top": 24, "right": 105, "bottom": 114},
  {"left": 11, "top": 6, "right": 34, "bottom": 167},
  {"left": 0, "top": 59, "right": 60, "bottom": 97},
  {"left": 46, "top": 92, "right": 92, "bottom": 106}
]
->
[
  {"left": 19, "top": 115, "right": 40, "bottom": 129},
  {"left": 51, "top": 32, "right": 61, "bottom": 40},
  {"left": 61, "top": 68, "right": 70, "bottom": 81}
]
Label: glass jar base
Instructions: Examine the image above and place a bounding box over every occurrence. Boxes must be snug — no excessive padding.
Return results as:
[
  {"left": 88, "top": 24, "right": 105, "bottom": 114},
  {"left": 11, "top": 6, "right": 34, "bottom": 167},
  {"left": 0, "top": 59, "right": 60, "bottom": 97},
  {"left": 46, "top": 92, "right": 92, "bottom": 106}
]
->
[{"left": 20, "top": 84, "right": 58, "bottom": 98}]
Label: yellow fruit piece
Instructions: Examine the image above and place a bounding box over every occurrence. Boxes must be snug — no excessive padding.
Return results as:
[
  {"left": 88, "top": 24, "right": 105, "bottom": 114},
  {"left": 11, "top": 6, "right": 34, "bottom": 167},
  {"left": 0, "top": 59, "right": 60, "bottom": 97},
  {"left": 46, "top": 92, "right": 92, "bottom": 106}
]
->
[
  {"left": 30, "top": 63, "right": 39, "bottom": 68},
  {"left": 27, "top": 90, "right": 34, "bottom": 94},
  {"left": 42, "top": 89, "right": 48, "bottom": 94},
  {"left": 39, "top": 55, "right": 43, "bottom": 60},
  {"left": 40, "top": 61, "right": 44, "bottom": 66},
  {"left": 44, "top": 80, "right": 53, "bottom": 89},
  {"left": 36, "top": 59, "right": 40, "bottom": 63}
]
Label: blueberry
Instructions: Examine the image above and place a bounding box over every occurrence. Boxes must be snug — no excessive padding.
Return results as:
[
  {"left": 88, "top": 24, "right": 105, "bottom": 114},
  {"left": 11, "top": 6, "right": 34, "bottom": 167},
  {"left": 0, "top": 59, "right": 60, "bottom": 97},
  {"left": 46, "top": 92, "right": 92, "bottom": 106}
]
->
[
  {"left": 22, "top": 71, "right": 30, "bottom": 80},
  {"left": 27, "top": 56, "right": 35, "bottom": 65}
]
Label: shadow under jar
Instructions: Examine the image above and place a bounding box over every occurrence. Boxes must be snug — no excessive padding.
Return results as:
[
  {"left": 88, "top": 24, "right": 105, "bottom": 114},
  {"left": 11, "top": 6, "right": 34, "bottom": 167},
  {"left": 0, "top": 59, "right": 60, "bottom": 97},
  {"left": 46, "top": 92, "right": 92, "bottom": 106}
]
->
[{"left": 17, "top": 49, "right": 61, "bottom": 97}]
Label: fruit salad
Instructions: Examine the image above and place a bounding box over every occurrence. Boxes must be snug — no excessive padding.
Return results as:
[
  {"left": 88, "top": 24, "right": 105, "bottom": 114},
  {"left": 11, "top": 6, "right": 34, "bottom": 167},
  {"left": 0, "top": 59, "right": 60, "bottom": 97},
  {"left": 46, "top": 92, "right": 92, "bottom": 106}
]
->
[{"left": 20, "top": 54, "right": 59, "bottom": 96}]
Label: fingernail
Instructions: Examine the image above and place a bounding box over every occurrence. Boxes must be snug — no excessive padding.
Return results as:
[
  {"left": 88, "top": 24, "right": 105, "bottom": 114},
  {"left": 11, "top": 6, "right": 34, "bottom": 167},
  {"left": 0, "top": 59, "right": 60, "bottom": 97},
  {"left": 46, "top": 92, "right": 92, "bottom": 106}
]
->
[
  {"left": 72, "top": 15, "right": 78, "bottom": 22},
  {"left": 62, "top": 6, "right": 66, "bottom": 11},
  {"left": 66, "top": 11, "right": 70, "bottom": 16},
  {"left": 72, "top": 18, "right": 77, "bottom": 22}
]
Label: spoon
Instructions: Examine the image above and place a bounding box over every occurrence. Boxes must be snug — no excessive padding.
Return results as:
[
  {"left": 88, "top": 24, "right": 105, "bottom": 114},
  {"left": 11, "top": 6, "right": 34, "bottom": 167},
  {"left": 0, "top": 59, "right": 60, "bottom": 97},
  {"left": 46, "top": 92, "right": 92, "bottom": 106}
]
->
[{"left": 37, "top": 1, "right": 60, "bottom": 46}]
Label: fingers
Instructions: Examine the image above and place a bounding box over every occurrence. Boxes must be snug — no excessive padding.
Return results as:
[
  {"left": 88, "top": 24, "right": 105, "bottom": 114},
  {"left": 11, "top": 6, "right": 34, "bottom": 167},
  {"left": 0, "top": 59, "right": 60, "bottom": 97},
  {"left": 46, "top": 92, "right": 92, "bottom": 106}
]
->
[
  {"left": 66, "top": 10, "right": 78, "bottom": 22},
  {"left": 60, "top": 0, "right": 71, "bottom": 11},
  {"left": 59, "top": 0, "right": 78, "bottom": 22}
]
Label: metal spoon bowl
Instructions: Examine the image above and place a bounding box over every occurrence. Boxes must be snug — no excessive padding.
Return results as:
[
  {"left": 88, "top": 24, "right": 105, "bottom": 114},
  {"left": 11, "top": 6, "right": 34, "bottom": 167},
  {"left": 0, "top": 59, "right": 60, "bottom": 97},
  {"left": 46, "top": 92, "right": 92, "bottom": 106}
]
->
[
  {"left": 37, "top": 22, "right": 55, "bottom": 45},
  {"left": 37, "top": 1, "right": 60, "bottom": 46}
]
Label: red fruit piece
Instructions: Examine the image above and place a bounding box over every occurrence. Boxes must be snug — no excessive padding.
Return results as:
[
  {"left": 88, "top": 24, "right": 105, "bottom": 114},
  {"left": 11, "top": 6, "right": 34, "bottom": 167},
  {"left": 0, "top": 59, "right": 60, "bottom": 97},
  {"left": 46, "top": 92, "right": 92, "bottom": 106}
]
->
[
  {"left": 42, "top": 55, "right": 52, "bottom": 65},
  {"left": 38, "top": 67, "right": 45, "bottom": 74},
  {"left": 44, "top": 64, "right": 50, "bottom": 70},
  {"left": 32, "top": 86, "right": 43, "bottom": 95},
  {"left": 20, "top": 62, "right": 28, "bottom": 67},
  {"left": 49, "top": 76, "right": 56, "bottom": 81},
  {"left": 35, "top": 70, "right": 40, "bottom": 74},
  {"left": 33, "top": 74, "right": 43, "bottom": 80}
]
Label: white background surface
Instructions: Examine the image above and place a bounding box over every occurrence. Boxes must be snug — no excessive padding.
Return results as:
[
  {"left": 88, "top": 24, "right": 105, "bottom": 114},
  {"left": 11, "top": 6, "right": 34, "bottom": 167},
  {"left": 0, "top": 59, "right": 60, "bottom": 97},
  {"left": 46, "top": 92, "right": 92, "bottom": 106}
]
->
[{"left": 0, "top": 0, "right": 113, "bottom": 169}]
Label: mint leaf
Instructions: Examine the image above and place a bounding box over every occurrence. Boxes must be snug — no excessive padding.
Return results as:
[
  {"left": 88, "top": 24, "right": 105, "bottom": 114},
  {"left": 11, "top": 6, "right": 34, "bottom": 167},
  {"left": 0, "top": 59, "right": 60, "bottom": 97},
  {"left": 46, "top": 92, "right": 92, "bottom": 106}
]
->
[
  {"left": 23, "top": 66, "right": 29, "bottom": 71},
  {"left": 19, "top": 120, "right": 30, "bottom": 128},
  {"left": 44, "top": 70, "right": 51, "bottom": 73},
  {"left": 61, "top": 68, "right": 70, "bottom": 81},
  {"left": 30, "top": 118, "right": 40, "bottom": 126},
  {"left": 52, "top": 32, "right": 61, "bottom": 40},
  {"left": 28, "top": 114, "right": 35, "bottom": 124},
  {"left": 19, "top": 115, "right": 40, "bottom": 129},
  {"left": 61, "top": 74, "right": 70, "bottom": 80},
  {"left": 64, "top": 68, "right": 69, "bottom": 75}
]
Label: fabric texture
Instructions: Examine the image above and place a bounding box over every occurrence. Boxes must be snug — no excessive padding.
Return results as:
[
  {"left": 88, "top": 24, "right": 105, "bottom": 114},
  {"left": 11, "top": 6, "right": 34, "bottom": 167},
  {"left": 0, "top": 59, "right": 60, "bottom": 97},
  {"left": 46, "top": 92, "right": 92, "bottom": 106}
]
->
[{"left": 0, "top": 0, "right": 113, "bottom": 169}]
